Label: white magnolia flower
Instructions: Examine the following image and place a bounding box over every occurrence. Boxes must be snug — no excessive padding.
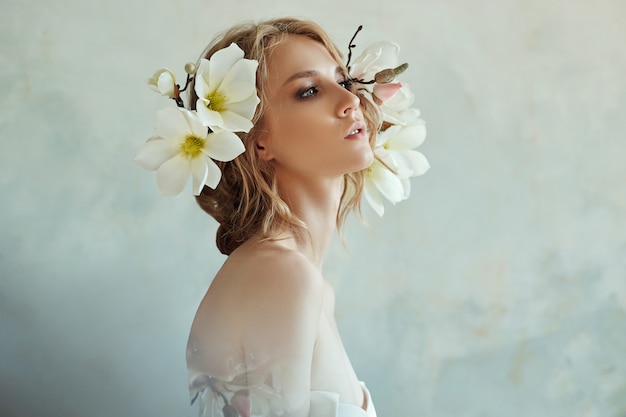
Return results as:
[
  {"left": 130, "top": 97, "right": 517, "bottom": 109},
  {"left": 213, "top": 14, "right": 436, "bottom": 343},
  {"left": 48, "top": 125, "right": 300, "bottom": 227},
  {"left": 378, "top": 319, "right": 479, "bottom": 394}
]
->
[
  {"left": 146, "top": 68, "right": 177, "bottom": 99},
  {"left": 363, "top": 158, "right": 407, "bottom": 217},
  {"left": 135, "top": 107, "right": 245, "bottom": 196},
  {"left": 376, "top": 122, "right": 430, "bottom": 179},
  {"left": 363, "top": 123, "right": 430, "bottom": 217},
  {"left": 350, "top": 42, "right": 425, "bottom": 125},
  {"left": 194, "top": 43, "right": 260, "bottom": 132},
  {"left": 352, "top": 42, "right": 430, "bottom": 216}
]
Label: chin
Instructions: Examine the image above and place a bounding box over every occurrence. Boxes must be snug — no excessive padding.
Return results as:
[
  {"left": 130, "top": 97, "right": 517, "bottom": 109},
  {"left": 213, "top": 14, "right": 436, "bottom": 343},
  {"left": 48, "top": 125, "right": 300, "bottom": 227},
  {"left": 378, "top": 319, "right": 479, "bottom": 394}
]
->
[{"left": 348, "top": 148, "right": 375, "bottom": 173}]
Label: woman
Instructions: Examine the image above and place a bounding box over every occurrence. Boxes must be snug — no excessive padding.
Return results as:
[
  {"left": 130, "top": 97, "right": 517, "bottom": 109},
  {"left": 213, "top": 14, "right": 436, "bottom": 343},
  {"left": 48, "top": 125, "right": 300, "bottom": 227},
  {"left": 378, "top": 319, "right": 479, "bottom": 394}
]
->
[{"left": 137, "top": 16, "right": 427, "bottom": 417}]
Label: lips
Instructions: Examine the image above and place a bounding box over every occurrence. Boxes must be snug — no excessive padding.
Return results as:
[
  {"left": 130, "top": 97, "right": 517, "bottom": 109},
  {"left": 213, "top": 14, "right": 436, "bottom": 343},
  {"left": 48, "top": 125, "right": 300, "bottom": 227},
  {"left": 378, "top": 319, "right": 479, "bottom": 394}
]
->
[{"left": 344, "top": 121, "right": 367, "bottom": 140}]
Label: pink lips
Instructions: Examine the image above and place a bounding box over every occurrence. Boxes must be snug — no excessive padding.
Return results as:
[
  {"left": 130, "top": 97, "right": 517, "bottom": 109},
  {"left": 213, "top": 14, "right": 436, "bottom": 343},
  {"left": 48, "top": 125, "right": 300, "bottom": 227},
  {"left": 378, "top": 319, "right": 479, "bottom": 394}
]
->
[{"left": 344, "top": 121, "right": 367, "bottom": 140}]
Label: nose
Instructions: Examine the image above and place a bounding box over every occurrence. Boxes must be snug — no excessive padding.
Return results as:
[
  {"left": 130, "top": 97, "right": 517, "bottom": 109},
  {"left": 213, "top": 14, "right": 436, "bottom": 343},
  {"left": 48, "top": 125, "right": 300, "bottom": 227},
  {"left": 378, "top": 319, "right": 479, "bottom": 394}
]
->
[{"left": 336, "top": 86, "right": 361, "bottom": 118}]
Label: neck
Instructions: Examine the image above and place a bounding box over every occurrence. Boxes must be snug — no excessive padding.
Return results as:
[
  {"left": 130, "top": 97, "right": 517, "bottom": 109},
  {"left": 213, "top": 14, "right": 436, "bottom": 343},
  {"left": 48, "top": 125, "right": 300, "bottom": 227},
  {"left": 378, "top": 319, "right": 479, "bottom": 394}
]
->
[{"left": 275, "top": 174, "right": 343, "bottom": 270}]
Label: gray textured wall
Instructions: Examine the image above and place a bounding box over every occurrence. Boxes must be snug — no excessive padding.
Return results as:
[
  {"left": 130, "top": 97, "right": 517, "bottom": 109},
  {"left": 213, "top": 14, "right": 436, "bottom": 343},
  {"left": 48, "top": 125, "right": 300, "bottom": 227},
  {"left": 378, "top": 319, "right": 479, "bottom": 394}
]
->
[{"left": 1, "top": 0, "right": 625, "bottom": 416}]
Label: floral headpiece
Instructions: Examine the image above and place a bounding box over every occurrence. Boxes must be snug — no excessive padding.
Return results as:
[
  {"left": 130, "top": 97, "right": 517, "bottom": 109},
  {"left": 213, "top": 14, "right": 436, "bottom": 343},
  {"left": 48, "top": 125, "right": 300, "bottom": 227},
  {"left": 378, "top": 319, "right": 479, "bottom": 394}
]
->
[
  {"left": 135, "top": 43, "right": 260, "bottom": 196},
  {"left": 346, "top": 26, "right": 430, "bottom": 216},
  {"left": 135, "top": 27, "right": 428, "bottom": 216}
]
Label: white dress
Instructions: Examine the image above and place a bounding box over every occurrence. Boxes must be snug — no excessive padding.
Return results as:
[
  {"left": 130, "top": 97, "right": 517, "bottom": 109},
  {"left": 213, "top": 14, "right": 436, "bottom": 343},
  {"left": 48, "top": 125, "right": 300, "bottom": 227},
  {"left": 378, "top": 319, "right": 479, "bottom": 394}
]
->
[
  {"left": 310, "top": 383, "right": 377, "bottom": 417},
  {"left": 190, "top": 375, "right": 377, "bottom": 417}
]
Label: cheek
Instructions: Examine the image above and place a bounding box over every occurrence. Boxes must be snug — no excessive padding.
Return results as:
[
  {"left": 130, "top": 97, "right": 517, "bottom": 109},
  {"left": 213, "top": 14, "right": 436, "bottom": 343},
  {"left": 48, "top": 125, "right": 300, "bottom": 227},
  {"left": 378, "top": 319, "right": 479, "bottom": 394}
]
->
[
  {"left": 274, "top": 110, "right": 321, "bottom": 146},
  {"left": 353, "top": 142, "right": 375, "bottom": 171}
]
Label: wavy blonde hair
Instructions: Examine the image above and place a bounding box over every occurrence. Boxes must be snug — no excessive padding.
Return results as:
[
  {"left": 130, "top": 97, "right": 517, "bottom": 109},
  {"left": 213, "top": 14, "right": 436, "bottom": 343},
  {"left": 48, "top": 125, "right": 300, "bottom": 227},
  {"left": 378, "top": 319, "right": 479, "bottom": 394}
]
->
[{"left": 188, "top": 17, "right": 380, "bottom": 255}]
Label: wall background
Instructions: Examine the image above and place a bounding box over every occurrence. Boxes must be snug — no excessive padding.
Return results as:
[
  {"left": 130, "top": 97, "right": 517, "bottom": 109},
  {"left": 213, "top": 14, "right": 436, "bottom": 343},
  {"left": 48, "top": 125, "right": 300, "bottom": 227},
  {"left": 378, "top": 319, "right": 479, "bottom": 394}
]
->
[{"left": 1, "top": 0, "right": 625, "bottom": 416}]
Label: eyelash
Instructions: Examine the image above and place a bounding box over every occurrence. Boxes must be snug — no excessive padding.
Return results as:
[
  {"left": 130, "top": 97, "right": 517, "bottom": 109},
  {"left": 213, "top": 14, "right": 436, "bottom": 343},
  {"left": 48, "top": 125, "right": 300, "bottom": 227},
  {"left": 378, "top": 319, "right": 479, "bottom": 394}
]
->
[
  {"left": 298, "top": 86, "right": 318, "bottom": 99},
  {"left": 339, "top": 79, "right": 353, "bottom": 91},
  {"left": 297, "top": 79, "right": 353, "bottom": 99}
]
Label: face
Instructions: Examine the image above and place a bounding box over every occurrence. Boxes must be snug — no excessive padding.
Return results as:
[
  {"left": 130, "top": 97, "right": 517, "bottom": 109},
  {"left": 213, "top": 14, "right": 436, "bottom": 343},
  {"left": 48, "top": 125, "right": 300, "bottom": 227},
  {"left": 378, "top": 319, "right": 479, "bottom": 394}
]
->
[{"left": 256, "top": 35, "right": 374, "bottom": 183}]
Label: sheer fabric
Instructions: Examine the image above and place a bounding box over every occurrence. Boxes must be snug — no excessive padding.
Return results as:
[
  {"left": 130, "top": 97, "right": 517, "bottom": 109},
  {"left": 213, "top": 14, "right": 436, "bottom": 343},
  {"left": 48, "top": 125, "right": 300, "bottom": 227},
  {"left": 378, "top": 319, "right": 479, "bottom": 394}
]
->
[
  {"left": 187, "top": 300, "right": 376, "bottom": 417},
  {"left": 190, "top": 374, "right": 377, "bottom": 417},
  {"left": 186, "top": 246, "right": 375, "bottom": 417}
]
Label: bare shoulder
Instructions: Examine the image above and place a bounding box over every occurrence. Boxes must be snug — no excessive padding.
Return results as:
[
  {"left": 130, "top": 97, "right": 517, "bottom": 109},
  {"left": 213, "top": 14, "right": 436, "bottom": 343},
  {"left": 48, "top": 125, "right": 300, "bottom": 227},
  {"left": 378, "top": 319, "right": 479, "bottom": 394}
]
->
[
  {"left": 221, "top": 240, "right": 325, "bottom": 316},
  {"left": 235, "top": 240, "right": 321, "bottom": 285},
  {"left": 187, "top": 239, "right": 326, "bottom": 380},
  {"left": 192, "top": 239, "right": 325, "bottom": 330}
]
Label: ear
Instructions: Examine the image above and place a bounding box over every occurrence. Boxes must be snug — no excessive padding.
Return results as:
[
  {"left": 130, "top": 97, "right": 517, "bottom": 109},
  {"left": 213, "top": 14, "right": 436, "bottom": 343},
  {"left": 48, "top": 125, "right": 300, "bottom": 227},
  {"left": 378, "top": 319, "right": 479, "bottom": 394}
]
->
[{"left": 255, "top": 136, "right": 274, "bottom": 162}]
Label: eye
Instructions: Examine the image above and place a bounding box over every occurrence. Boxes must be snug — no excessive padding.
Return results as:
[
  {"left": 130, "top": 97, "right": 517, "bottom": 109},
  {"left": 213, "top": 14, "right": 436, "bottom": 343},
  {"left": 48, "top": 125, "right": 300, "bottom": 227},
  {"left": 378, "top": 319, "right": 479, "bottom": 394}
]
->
[
  {"left": 297, "top": 86, "right": 318, "bottom": 99},
  {"left": 339, "top": 79, "right": 353, "bottom": 91}
]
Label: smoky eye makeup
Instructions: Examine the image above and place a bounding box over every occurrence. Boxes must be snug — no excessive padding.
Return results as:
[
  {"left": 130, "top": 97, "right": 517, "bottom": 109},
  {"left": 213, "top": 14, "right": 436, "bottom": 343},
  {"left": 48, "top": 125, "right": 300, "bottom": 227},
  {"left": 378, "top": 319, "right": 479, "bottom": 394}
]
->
[
  {"left": 291, "top": 67, "right": 352, "bottom": 100},
  {"left": 338, "top": 78, "right": 352, "bottom": 91},
  {"left": 336, "top": 68, "right": 356, "bottom": 92},
  {"left": 296, "top": 85, "right": 318, "bottom": 99}
]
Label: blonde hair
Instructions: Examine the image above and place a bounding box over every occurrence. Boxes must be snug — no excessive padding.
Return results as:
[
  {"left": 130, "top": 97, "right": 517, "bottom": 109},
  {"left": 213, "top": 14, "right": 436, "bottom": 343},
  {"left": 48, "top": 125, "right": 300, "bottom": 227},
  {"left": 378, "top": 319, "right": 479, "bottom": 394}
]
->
[{"left": 189, "top": 17, "right": 380, "bottom": 255}]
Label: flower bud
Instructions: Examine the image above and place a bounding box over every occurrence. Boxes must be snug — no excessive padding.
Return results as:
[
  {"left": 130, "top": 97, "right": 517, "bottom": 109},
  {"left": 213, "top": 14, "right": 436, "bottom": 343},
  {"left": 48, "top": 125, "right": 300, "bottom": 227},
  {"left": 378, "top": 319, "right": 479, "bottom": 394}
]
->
[
  {"left": 184, "top": 62, "right": 196, "bottom": 75},
  {"left": 147, "top": 68, "right": 177, "bottom": 98},
  {"left": 374, "top": 63, "right": 409, "bottom": 84},
  {"left": 373, "top": 82, "right": 403, "bottom": 104}
]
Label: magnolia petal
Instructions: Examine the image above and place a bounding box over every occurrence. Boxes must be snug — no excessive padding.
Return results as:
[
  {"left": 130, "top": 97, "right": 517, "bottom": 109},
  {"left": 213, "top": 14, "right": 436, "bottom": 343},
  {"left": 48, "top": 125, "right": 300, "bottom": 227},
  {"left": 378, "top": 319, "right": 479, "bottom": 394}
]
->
[
  {"left": 203, "top": 157, "right": 222, "bottom": 190},
  {"left": 382, "top": 85, "right": 414, "bottom": 113},
  {"left": 195, "top": 102, "right": 225, "bottom": 130},
  {"left": 378, "top": 148, "right": 414, "bottom": 179},
  {"left": 381, "top": 109, "right": 403, "bottom": 126},
  {"left": 190, "top": 157, "right": 209, "bottom": 195},
  {"left": 351, "top": 43, "right": 387, "bottom": 76},
  {"left": 383, "top": 109, "right": 422, "bottom": 127},
  {"left": 395, "top": 164, "right": 415, "bottom": 180},
  {"left": 157, "top": 71, "right": 176, "bottom": 97},
  {"left": 374, "top": 164, "right": 405, "bottom": 204},
  {"left": 363, "top": 179, "right": 385, "bottom": 217},
  {"left": 350, "top": 41, "right": 400, "bottom": 79},
  {"left": 218, "top": 59, "right": 259, "bottom": 102},
  {"left": 156, "top": 153, "right": 191, "bottom": 196},
  {"left": 218, "top": 110, "right": 254, "bottom": 133},
  {"left": 155, "top": 107, "right": 193, "bottom": 142},
  {"left": 373, "top": 82, "right": 402, "bottom": 103},
  {"left": 134, "top": 137, "right": 179, "bottom": 171},
  {"left": 399, "top": 150, "right": 430, "bottom": 177},
  {"left": 350, "top": 50, "right": 377, "bottom": 79},
  {"left": 376, "top": 126, "right": 397, "bottom": 148},
  {"left": 374, "top": 144, "right": 390, "bottom": 158},
  {"left": 375, "top": 147, "right": 399, "bottom": 172},
  {"left": 147, "top": 68, "right": 176, "bottom": 96},
  {"left": 388, "top": 123, "right": 427, "bottom": 149},
  {"left": 225, "top": 94, "right": 261, "bottom": 123},
  {"left": 397, "top": 108, "right": 423, "bottom": 125},
  {"left": 375, "top": 131, "right": 389, "bottom": 148},
  {"left": 184, "top": 110, "right": 209, "bottom": 140},
  {"left": 177, "top": 108, "right": 208, "bottom": 141},
  {"left": 374, "top": 42, "right": 401, "bottom": 69},
  {"left": 207, "top": 43, "right": 245, "bottom": 91},
  {"left": 194, "top": 61, "right": 211, "bottom": 100},
  {"left": 204, "top": 131, "right": 245, "bottom": 162}
]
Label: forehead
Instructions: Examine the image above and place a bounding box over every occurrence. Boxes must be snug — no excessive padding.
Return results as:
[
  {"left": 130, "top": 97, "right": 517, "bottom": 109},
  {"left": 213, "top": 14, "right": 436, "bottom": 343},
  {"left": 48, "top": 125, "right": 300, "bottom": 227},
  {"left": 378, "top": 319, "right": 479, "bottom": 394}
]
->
[{"left": 265, "top": 35, "right": 341, "bottom": 83}]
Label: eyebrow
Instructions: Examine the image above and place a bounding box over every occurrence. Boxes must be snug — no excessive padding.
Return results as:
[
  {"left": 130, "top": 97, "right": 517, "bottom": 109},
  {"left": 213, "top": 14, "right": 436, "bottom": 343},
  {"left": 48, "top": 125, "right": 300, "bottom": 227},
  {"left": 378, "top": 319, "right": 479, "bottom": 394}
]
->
[{"left": 282, "top": 66, "right": 343, "bottom": 86}]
